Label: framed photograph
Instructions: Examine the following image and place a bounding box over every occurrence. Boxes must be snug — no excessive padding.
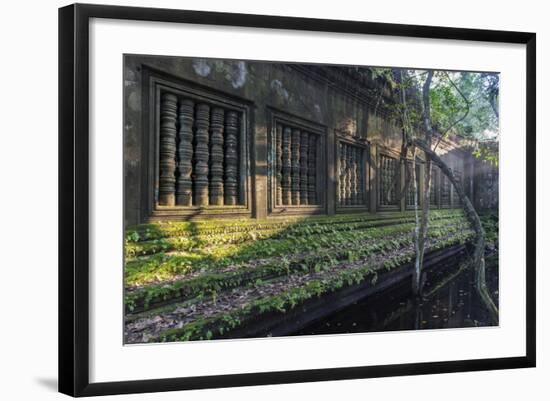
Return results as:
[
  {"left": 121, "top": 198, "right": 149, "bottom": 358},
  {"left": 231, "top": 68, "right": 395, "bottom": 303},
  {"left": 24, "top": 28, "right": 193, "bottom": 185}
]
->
[{"left": 58, "top": 3, "right": 536, "bottom": 397}]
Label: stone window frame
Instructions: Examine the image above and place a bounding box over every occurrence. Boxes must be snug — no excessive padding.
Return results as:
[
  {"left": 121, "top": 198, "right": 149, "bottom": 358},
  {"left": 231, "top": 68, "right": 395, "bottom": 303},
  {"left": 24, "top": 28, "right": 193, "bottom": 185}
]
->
[
  {"left": 267, "top": 108, "right": 327, "bottom": 216},
  {"left": 335, "top": 132, "right": 370, "bottom": 213},
  {"left": 376, "top": 147, "right": 402, "bottom": 211},
  {"left": 141, "top": 67, "right": 253, "bottom": 221}
]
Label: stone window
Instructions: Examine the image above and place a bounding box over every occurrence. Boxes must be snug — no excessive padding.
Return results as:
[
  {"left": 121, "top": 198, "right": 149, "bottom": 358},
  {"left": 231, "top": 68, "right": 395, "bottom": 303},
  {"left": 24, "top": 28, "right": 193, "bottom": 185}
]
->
[
  {"left": 379, "top": 154, "right": 400, "bottom": 208},
  {"left": 157, "top": 93, "right": 244, "bottom": 207},
  {"left": 269, "top": 110, "right": 326, "bottom": 215},
  {"left": 274, "top": 124, "right": 318, "bottom": 206},
  {"left": 336, "top": 138, "right": 369, "bottom": 209},
  {"left": 144, "top": 70, "right": 252, "bottom": 219}
]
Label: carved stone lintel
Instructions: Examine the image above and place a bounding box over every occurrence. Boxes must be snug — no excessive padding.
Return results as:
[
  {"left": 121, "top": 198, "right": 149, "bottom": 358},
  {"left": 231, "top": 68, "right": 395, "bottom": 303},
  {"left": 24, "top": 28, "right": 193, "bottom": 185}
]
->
[
  {"left": 176, "top": 99, "right": 194, "bottom": 206},
  {"left": 276, "top": 124, "right": 283, "bottom": 206},
  {"left": 224, "top": 110, "right": 239, "bottom": 205},
  {"left": 291, "top": 128, "right": 301, "bottom": 205},
  {"left": 194, "top": 103, "right": 210, "bottom": 206},
  {"left": 158, "top": 92, "right": 178, "bottom": 206},
  {"left": 209, "top": 107, "right": 225, "bottom": 206},
  {"left": 300, "top": 131, "right": 309, "bottom": 205}
]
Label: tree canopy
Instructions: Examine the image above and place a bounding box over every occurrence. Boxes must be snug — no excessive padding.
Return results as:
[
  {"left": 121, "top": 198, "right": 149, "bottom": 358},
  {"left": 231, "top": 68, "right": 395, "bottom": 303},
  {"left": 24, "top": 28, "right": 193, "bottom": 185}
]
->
[{"left": 371, "top": 68, "right": 500, "bottom": 165}]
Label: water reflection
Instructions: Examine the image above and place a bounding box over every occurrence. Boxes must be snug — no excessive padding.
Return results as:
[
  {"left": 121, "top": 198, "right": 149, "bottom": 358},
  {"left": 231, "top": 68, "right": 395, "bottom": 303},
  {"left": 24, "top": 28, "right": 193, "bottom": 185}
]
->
[{"left": 293, "top": 253, "right": 499, "bottom": 336}]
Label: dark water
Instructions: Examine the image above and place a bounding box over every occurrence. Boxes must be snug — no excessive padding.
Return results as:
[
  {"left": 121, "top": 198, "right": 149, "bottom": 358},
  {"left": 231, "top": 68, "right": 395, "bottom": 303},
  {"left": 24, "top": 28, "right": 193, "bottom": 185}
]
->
[{"left": 293, "top": 253, "right": 499, "bottom": 336}]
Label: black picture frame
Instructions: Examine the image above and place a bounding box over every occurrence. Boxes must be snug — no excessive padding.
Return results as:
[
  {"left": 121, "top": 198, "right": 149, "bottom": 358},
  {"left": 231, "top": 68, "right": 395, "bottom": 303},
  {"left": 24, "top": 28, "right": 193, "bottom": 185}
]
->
[{"left": 58, "top": 3, "right": 536, "bottom": 397}]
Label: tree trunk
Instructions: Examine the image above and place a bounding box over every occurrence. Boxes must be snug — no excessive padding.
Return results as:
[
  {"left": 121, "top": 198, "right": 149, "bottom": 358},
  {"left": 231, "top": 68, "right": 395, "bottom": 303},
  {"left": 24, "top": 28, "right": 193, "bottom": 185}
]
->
[
  {"left": 411, "top": 147, "right": 422, "bottom": 295},
  {"left": 414, "top": 157, "right": 432, "bottom": 295},
  {"left": 412, "top": 70, "right": 434, "bottom": 296},
  {"left": 411, "top": 138, "right": 499, "bottom": 322}
]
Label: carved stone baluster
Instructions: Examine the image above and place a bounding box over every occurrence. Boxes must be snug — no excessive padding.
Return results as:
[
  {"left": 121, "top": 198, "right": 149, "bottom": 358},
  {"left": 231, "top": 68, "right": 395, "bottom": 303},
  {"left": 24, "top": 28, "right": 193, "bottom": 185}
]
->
[
  {"left": 308, "top": 134, "right": 317, "bottom": 205},
  {"left": 414, "top": 163, "right": 418, "bottom": 205},
  {"left": 158, "top": 93, "right": 177, "bottom": 206},
  {"left": 300, "top": 131, "right": 309, "bottom": 205},
  {"left": 350, "top": 145, "right": 355, "bottom": 205},
  {"left": 381, "top": 155, "right": 392, "bottom": 206},
  {"left": 391, "top": 157, "right": 397, "bottom": 204},
  {"left": 175, "top": 99, "right": 194, "bottom": 206},
  {"left": 350, "top": 145, "right": 357, "bottom": 205},
  {"left": 224, "top": 111, "right": 239, "bottom": 205},
  {"left": 340, "top": 143, "right": 347, "bottom": 205},
  {"left": 408, "top": 162, "right": 413, "bottom": 206},
  {"left": 379, "top": 156, "right": 386, "bottom": 205},
  {"left": 392, "top": 158, "right": 397, "bottom": 204},
  {"left": 337, "top": 143, "right": 343, "bottom": 205},
  {"left": 209, "top": 107, "right": 225, "bottom": 206},
  {"left": 346, "top": 145, "right": 351, "bottom": 205},
  {"left": 282, "top": 127, "right": 292, "bottom": 205},
  {"left": 291, "top": 128, "right": 301, "bottom": 205},
  {"left": 193, "top": 103, "right": 210, "bottom": 206},
  {"left": 346, "top": 145, "right": 352, "bottom": 205},
  {"left": 386, "top": 157, "right": 392, "bottom": 205},
  {"left": 275, "top": 124, "right": 283, "bottom": 206},
  {"left": 355, "top": 147, "right": 363, "bottom": 204},
  {"left": 414, "top": 163, "right": 418, "bottom": 206}
]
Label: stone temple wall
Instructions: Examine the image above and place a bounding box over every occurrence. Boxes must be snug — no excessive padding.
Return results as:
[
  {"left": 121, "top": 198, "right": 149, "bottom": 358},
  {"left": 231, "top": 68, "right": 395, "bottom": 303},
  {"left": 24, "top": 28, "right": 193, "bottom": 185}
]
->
[
  {"left": 474, "top": 159, "right": 499, "bottom": 211},
  {"left": 124, "top": 55, "right": 483, "bottom": 226}
]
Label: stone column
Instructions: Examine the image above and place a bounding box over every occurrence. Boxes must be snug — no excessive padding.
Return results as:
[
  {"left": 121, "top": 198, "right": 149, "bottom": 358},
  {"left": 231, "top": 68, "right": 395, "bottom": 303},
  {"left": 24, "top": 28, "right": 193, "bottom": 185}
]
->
[
  {"left": 224, "top": 111, "right": 239, "bottom": 206},
  {"left": 282, "top": 127, "right": 292, "bottom": 205},
  {"left": 350, "top": 146, "right": 358, "bottom": 205},
  {"left": 158, "top": 93, "right": 177, "bottom": 206},
  {"left": 369, "top": 145, "right": 377, "bottom": 213},
  {"left": 308, "top": 134, "right": 317, "bottom": 205},
  {"left": 404, "top": 159, "right": 412, "bottom": 212},
  {"left": 275, "top": 124, "right": 283, "bottom": 206},
  {"left": 176, "top": 99, "right": 194, "bottom": 206},
  {"left": 343, "top": 145, "right": 349, "bottom": 205},
  {"left": 209, "top": 107, "right": 225, "bottom": 206},
  {"left": 355, "top": 147, "right": 363, "bottom": 205},
  {"left": 291, "top": 128, "right": 301, "bottom": 205},
  {"left": 300, "top": 131, "right": 309, "bottom": 205},
  {"left": 337, "top": 143, "right": 343, "bottom": 205},
  {"left": 194, "top": 103, "right": 210, "bottom": 206}
]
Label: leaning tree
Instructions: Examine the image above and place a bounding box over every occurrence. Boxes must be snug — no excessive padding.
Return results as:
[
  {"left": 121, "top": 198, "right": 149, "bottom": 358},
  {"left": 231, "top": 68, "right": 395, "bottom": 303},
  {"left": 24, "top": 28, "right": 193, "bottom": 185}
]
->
[{"left": 371, "top": 67, "right": 499, "bottom": 321}]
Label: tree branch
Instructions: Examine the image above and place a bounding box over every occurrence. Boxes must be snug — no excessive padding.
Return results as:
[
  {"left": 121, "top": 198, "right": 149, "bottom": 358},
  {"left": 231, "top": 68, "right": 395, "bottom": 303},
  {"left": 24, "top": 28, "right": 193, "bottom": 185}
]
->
[{"left": 433, "top": 72, "right": 471, "bottom": 152}]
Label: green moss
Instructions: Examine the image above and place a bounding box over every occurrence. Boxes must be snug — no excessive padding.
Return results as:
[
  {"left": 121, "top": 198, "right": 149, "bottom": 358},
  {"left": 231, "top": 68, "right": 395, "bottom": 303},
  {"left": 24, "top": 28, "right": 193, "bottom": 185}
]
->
[
  {"left": 125, "top": 211, "right": 466, "bottom": 286},
  {"left": 124, "top": 210, "right": 475, "bottom": 341},
  {"left": 125, "top": 219, "right": 470, "bottom": 311},
  {"left": 155, "top": 227, "right": 474, "bottom": 343}
]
